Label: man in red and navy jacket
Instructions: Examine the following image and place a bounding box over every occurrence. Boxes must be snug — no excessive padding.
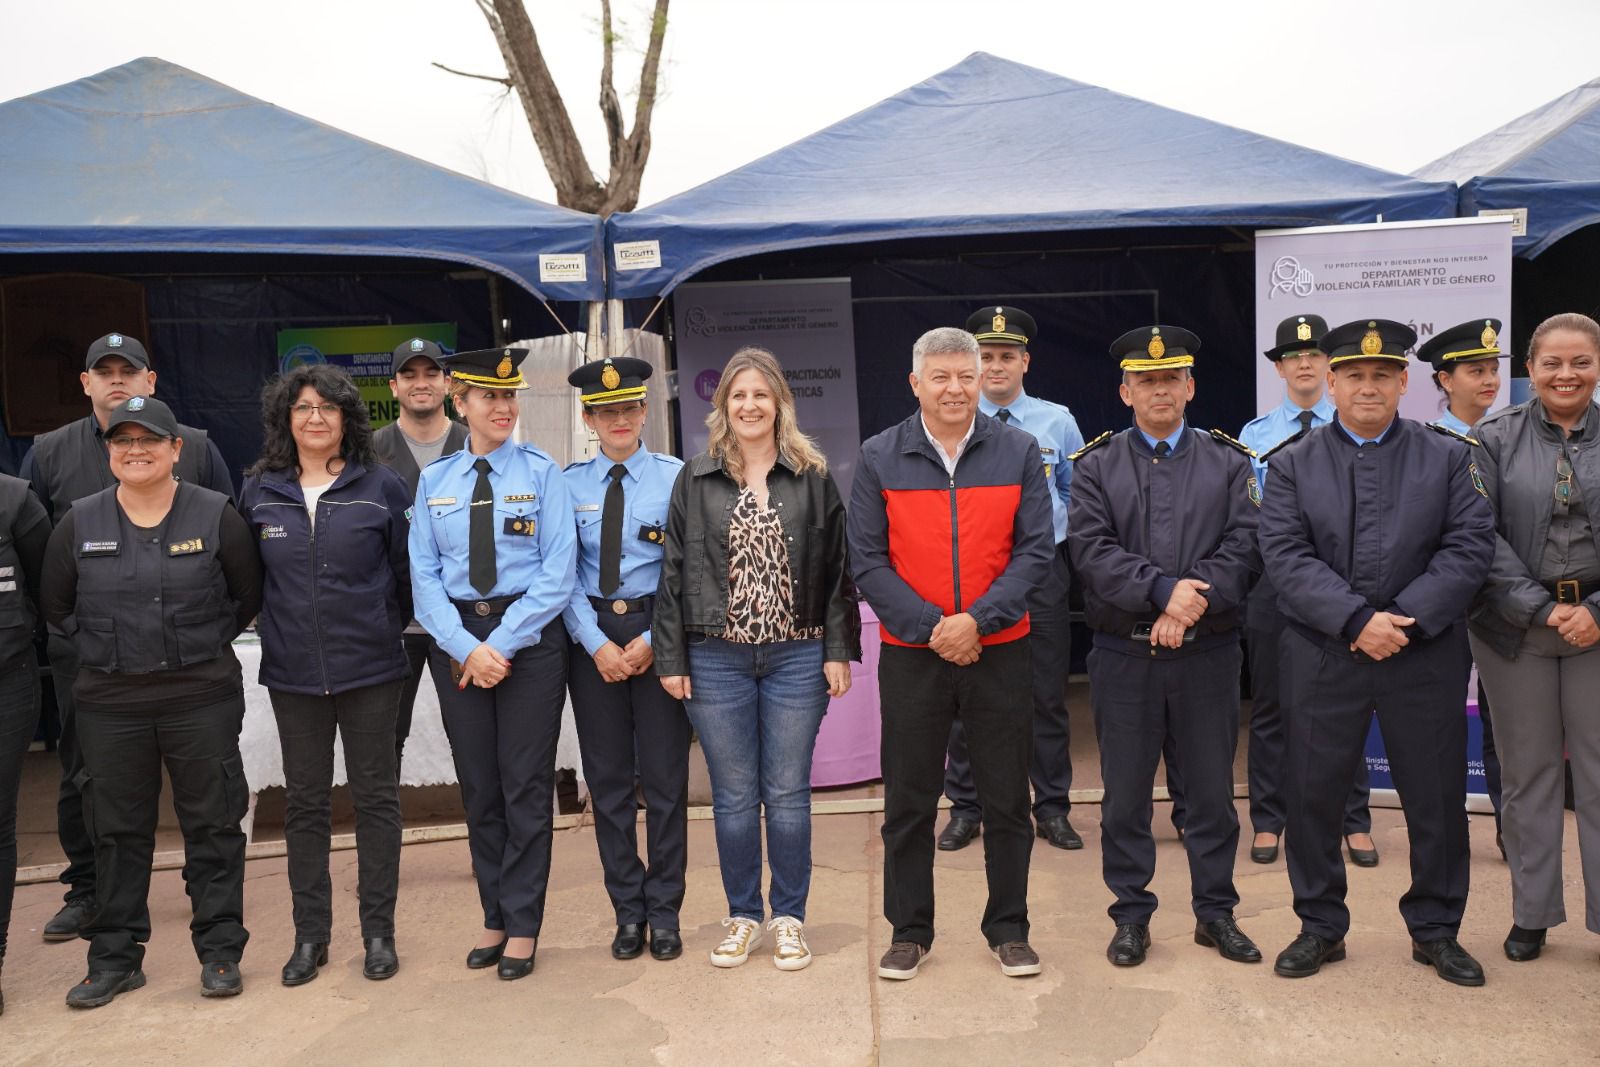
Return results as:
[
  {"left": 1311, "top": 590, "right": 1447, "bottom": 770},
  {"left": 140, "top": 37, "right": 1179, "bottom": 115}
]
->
[{"left": 848, "top": 326, "right": 1054, "bottom": 982}]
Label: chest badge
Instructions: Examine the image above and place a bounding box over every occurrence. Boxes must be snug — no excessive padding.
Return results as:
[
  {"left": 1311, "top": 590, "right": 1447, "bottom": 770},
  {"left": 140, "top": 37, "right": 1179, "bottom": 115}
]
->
[
  {"left": 502, "top": 492, "right": 537, "bottom": 503},
  {"left": 504, "top": 516, "right": 537, "bottom": 537},
  {"left": 638, "top": 523, "right": 665, "bottom": 544},
  {"left": 168, "top": 538, "right": 205, "bottom": 555}
]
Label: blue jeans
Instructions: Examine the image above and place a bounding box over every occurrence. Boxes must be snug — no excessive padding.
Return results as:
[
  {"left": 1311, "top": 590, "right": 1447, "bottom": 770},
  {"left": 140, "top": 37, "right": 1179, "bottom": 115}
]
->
[{"left": 685, "top": 635, "right": 828, "bottom": 922}]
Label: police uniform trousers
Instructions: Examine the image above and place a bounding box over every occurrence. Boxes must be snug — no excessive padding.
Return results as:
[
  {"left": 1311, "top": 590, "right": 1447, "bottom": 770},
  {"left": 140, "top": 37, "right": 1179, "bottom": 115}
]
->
[
  {"left": 1090, "top": 636, "right": 1242, "bottom": 925},
  {"left": 565, "top": 599, "right": 690, "bottom": 930},
  {"left": 881, "top": 639, "right": 1032, "bottom": 949},
  {"left": 430, "top": 611, "right": 567, "bottom": 938},
  {"left": 76, "top": 694, "right": 250, "bottom": 971},
  {"left": 396, "top": 630, "right": 436, "bottom": 772},
  {"left": 1282, "top": 623, "right": 1472, "bottom": 942},
  {"left": 1471, "top": 628, "right": 1600, "bottom": 933},
  {"left": 46, "top": 634, "right": 97, "bottom": 904},
  {"left": 945, "top": 545, "right": 1073, "bottom": 822}
]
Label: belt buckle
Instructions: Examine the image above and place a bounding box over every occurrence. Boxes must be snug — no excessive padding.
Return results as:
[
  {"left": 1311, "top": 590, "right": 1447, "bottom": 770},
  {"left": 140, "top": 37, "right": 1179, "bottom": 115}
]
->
[
  {"left": 474, "top": 601, "right": 492, "bottom": 617},
  {"left": 1557, "top": 579, "right": 1581, "bottom": 604},
  {"left": 611, "top": 599, "right": 628, "bottom": 615}
]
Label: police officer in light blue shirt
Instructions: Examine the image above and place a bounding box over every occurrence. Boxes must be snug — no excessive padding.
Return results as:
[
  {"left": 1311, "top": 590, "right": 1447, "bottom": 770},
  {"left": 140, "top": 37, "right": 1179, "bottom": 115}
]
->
[
  {"left": 939, "top": 306, "right": 1087, "bottom": 854},
  {"left": 560, "top": 356, "right": 691, "bottom": 963},
  {"left": 410, "top": 345, "right": 577, "bottom": 981},
  {"left": 1233, "top": 314, "right": 1375, "bottom": 870}
]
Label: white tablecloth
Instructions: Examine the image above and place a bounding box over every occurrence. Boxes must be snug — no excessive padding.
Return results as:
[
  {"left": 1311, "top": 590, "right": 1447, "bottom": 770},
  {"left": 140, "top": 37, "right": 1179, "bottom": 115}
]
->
[{"left": 233, "top": 635, "right": 584, "bottom": 793}]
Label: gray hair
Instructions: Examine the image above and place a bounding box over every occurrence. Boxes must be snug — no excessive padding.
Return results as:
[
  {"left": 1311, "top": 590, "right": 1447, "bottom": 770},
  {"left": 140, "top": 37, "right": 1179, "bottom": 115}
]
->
[{"left": 912, "top": 327, "right": 980, "bottom": 376}]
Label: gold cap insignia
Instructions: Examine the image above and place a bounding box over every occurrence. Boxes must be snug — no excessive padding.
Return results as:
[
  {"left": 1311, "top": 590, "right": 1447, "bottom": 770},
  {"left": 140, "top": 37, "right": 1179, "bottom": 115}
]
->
[
  {"left": 496, "top": 353, "right": 513, "bottom": 379},
  {"left": 1360, "top": 329, "right": 1383, "bottom": 356},
  {"left": 1482, "top": 321, "right": 1498, "bottom": 350},
  {"left": 601, "top": 362, "right": 621, "bottom": 390},
  {"left": 1296, "top": 318, "right": 1312, "bottom": 342},
  {"left": 992, "top": 313, "right": 1006, "bottom": 334},
  {"left": 1147, "top": 329, "right": 1165, "bottom": 359}
]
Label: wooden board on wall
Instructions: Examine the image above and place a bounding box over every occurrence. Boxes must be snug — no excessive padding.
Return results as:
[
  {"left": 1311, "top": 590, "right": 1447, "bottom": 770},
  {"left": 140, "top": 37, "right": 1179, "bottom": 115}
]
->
[{"left": 1, "top": 274, "right": 149, "bottom": 436}]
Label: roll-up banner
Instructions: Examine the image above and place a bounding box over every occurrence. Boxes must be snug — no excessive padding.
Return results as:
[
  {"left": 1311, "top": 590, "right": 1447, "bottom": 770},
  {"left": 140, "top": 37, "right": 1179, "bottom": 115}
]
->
[
  {"left": 672, "top": 279, "right": 861, "bottom": 497},
  {"left": 1253, "top": 217, "right": 1514, "bottom": 811}
]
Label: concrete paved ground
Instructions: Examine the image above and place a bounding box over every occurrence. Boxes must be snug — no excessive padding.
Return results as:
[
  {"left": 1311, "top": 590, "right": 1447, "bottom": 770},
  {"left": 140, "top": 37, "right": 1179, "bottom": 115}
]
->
[{"left": 5, "top": 799, "right": 1599, "bottom": 1066}]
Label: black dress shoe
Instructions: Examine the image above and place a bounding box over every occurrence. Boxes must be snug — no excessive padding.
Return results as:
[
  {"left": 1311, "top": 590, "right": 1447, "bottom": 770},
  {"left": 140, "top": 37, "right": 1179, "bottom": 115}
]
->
[
  {"left": 200, "top": 960, "right": 243, "bottom": 998},
  {"left": 612, "top": 923, "right": 646, "bottom": 960},
  {"left": 466, "top": 939, "right": 507, "bottom": 970},
  {"left": 937, "top": 817, "right": 981, "bottom": 851},
  {"left": 1345, "top": 835, "right": 1379, "bottom": 867},
  {"left": 1273, "top": 932, "right": 1346, "bottom": 978},
  {"left": 43, "top": 899, "right": 97, "bottom": 943},
  {"left": 281, "top": 943, "right": 329, "bottom": 987},
  {"left": 364, "top": 937, "right": 399, "bottom": 980},
  {"left": 649, "top": 928, "right": 683, "bottom": 961},
  {"left": 1035, "top": 815, "right": 1084, "bottom": 850},
  {"left": 1107, "top": 923, "right": 1151, "bottom": 966},
  {"left": 1503, "top": 924, "right": 1546, "bottom": 962},
  {"left": 498, "top": 943, "right": 537, "bottom": 981},
  {"left": 66, "top": 969, "right": 146, "bottom": 1009},
  {"left": 1411, "top": 937, "right": 1485, "bottom": 986},
  {"left": 1195, "top": 917, "right": 1263, "bottom": 963},
  {"left": 1249, "top": 834, "right": 1280, "bottom": 864}
]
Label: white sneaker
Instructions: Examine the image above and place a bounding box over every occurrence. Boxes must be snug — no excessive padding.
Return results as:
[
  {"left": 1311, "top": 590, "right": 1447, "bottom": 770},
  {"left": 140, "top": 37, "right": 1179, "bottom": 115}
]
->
[
  {"left": 767, "top": 916, "right": 812, "bottom": 971},
  {"left": 710, "top": 916, "right": 763, "bottom": 968}
]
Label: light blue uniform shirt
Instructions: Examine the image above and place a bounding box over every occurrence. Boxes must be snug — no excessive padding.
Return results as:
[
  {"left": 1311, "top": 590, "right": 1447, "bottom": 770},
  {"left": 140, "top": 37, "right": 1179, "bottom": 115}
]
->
[
  {"left": 1338, "top": 418, "right": 1396, "bottom": 447},
  {"left": 980, "top": 389, "right": 1083, "bottom": 543},
  {"left": 410, "top": 434, "right": 577, "bottom": 664},
  {"left": 1136, "top": 421, "right": 1187, "bottom": 453},
  {"left": 1239, "top": 395, "right": 1336, "bottom": 489},
  {"left": 559, "top": 443, "right": 683, "bottom": 656},
  {"left": 1432, "top": 409, "right": 1475, "bottom": 436}
]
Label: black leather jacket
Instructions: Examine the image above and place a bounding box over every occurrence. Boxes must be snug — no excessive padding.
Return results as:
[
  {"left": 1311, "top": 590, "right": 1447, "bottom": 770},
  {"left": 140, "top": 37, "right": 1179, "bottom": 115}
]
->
[{"left": 653, "top": 452, "right": 861, "bottom": 676}]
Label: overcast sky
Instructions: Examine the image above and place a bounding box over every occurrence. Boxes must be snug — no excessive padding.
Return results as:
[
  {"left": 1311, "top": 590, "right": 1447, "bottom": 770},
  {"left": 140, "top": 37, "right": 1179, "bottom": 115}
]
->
[{"left": 5, "top": 0, "right": 1599, "bottom": 208}]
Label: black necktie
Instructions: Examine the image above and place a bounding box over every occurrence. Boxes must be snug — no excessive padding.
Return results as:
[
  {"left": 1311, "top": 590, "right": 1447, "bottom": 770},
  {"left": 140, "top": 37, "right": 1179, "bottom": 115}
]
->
[
  {"left": 469, "top": 457, "right": 496, "bottom": 595},
  {"left": 1154, "top": 441, "right": 1171, "bottom": 457},
  {"left": 1298, "top": 410, "right": 1315, "bottom": 434},
  {"left": 599, "top": 463, "right": 627, "bottom": 597},
  {"left": 996, "top": 408, "right": 1012, "bottom": 424}
]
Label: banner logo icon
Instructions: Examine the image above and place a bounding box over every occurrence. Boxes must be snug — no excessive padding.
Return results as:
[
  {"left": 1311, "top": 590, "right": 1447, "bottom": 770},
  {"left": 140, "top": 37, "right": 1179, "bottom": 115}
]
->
[{"left": 1270, "top": 255, "right": 1315, "bottom": 299}]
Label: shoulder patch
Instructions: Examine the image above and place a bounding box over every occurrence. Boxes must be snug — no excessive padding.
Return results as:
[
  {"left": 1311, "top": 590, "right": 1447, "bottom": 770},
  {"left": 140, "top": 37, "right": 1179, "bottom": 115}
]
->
[
  {"left": 1068, "top": 430, "right": 1113, "bottom": 462},
  {"left": 1209, "top": 428, "right": 1257, "bottom": 457},
  {"left": 1258, "top": 427, "right": 1310, "bottom": 463},
  {"left": 1426, "top": 421, "right": 1480, "bottom": 447}
]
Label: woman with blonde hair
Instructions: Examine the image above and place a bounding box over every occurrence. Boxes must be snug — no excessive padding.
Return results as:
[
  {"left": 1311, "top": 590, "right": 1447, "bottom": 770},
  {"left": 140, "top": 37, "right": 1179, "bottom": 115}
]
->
[{"left": 655, "top": 346, "right": 860, "bottom": 971}]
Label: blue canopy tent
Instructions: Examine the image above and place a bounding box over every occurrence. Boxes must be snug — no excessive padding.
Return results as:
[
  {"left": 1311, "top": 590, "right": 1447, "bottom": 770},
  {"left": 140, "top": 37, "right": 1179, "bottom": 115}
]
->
[
  {"left": 606, "top": 52, "right": 1457, "bottom": 441},
  {"left": 0, "top": 57, "right": 603, "bottom": 476}
]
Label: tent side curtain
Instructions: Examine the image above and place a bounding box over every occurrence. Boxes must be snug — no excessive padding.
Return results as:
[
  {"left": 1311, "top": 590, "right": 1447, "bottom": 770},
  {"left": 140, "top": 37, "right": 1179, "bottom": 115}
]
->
[{"left": 1458, "top": 176, "right": 1600, "bottom": 258}]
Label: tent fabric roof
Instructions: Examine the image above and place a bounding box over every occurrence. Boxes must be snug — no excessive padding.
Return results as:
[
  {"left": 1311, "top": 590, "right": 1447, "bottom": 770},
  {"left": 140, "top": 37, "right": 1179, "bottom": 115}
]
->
[
  {"left": 1415, "top": 77, "right": 1600, "bottom": 257},
  {"left": 0, "top": 57, "right": 603, "bottom": 299},
  {"left": 606, "top": 52, "right": 1458, "bottom": 298}
]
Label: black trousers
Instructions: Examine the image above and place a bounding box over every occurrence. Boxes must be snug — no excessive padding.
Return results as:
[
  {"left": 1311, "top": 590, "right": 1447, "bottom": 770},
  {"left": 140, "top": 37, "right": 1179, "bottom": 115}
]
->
[
  {"left": 945, "top": 546, "right": 1072, "bottom": 821},
  {"left": 46, "top": 634, "right": 96, "bottom": 903},
  {"left": 881, "top": 639, "right": 1032, "bottom": 949},
  {"left": 566, "top": 602, "right": 690, "bottom": 929},
  {"left": 396, "top": 631, "right": 434, "bottom": 773},
  {"left": 0, "top": 651, "right": 39, "bottom": 958},
  {"left": 1090, "top": 637, "right": 1242, "bottom": 925},
  {"left": 269, "top": 680, "right": 404, "bottom": 942},
  {"left": 432, "top": 614, "right": 566, "bottom": 938},
  {"left": 1282, "top": 624, "right": 1472, "bottom": 942},
  {"left": 76, "top": 694, "right": 250, "bottom": 970}
]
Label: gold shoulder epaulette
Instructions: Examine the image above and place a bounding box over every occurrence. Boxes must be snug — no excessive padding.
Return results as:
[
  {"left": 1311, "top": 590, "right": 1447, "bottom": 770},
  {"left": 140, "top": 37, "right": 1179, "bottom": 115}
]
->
[
  {"left": 1209, "top": 428, "right": 1257, "bottom": 457},
  {"left": 1426, "top": 421, "right": 1480, "bottom": 447},
  {"left": 1068, "top": 430, "right": 1113, "bottom": 462}
]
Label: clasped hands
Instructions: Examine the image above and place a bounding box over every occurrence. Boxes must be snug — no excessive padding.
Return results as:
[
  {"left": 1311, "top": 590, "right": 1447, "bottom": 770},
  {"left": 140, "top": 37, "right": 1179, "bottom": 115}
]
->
[
  {"left": 458, "top": 642, "right": 512, "bottom": 688},
  {"left": 930, "top": 611, "right": 982, "bottom": 665},
  {"left": 593, "top": 637, "right": 656, "bottom": 683},
  {"left": 1150, "top": 578, "right": 1211, "bottom": 649},
  {"left": 1546, "top": 602, "right": 1600, "bottom": 648}
]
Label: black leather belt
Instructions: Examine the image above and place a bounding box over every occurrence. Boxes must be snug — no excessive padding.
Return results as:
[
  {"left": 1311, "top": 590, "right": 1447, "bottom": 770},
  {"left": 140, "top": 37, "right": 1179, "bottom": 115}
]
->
[
  {"left": 589, "top": 594, "right": 653, "bottom": 616},
  {"left": 1546, "top": 578, "right": 1598, "bottom": 604},
  {"left": 452, "top": 594, "right": 522, "bottom": 618}
]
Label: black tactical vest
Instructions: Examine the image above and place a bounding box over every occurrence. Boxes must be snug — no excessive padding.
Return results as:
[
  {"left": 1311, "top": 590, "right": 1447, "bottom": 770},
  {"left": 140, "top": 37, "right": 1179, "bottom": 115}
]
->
[
  {"left": 0, "top": 474, "right": 35, "bottom": 663},
  {"left": 30, "top": 415, "right": 213, "bottom": 524},
  {"left": 70, "top": 483, "right": 233, "bottom": 674}
]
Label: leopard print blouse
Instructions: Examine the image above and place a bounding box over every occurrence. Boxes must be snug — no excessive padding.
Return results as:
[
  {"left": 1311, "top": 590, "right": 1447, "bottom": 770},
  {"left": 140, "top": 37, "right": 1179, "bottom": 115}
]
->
[{"left": 721, "top": 485, "right": 825, "bottom": 645}]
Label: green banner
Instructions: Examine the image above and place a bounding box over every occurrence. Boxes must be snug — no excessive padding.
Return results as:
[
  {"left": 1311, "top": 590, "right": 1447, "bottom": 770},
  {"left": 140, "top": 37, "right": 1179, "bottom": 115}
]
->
[{"left": 275, "top": 323, "right": 458, "bottom": 429}]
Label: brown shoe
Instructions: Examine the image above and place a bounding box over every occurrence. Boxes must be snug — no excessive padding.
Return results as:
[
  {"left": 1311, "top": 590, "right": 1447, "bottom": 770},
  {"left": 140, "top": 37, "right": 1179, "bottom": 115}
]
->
[
  {"left": 877, "top": 941, "right": 929, "bottom": 980},
  {"left": 991, "top": 940, "right": 1042, "bottom": 977}
]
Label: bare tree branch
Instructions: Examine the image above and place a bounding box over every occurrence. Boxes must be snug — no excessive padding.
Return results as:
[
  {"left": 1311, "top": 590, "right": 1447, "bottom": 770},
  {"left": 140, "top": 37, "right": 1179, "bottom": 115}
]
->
[{"left": 431, "top": 61, "right": 512, "bottom": 88}]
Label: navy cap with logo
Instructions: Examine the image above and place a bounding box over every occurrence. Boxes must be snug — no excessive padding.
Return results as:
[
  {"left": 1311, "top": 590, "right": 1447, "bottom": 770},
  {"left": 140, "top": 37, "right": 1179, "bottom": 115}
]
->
[
  {"left": 568, "top": 356, "right": 652, "bottom": 406},
  {"left": 1263, "top": 314, "right": 1330, "bottom": 362},
  {"left": 965, "top": 306, "right": 1037, "bottom": 346},
  {"left": 443, "top": 347, "right": 529, "bottom": 390},
  {"left": 1322, "top": 318, "right": 1417, "bottom": 368},
  {"left": 104, "top": 395, "right": 180, "bottom": 439},
  {"left": 85, "top": 331, "right": 151, "bottom": 371},
  {"left": 1111, "top": 325, "right": 1200, "bottom": 372},
  {"left": 391, "top": 337, "right": 449, "bottom": 376},
  {"left": 1416, "top": 318, "right": 1505, "bottom": 370}
]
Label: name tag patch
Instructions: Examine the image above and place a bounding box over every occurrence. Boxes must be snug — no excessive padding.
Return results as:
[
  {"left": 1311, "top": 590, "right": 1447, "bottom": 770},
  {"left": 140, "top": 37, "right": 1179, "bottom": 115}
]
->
[
  {"left": 504, "top": 516, "right": 537, "bottom": 537},
  {"left": 502, "top": 492, "right": 537, "bottom": 503},
  {"left": 260, "top": 524, "right": 288, "bottom": 540},
  {"left": 575, "top": 503, "right": 601, "bottom": 513},
  {"left": 0, "top": 581, "right": 14, "bottom": 593},
  {"left": 426, "top": 496, "right": 457, "bottom": 507},
  {"left": 79, "top": 541, "right": 120, "bottom": 557},
  {"left": 0, "top": 566, "right": 12, "bottom": 578},
  {"left": 168, "top": 538, "right": 206, "bottom": 555}
]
